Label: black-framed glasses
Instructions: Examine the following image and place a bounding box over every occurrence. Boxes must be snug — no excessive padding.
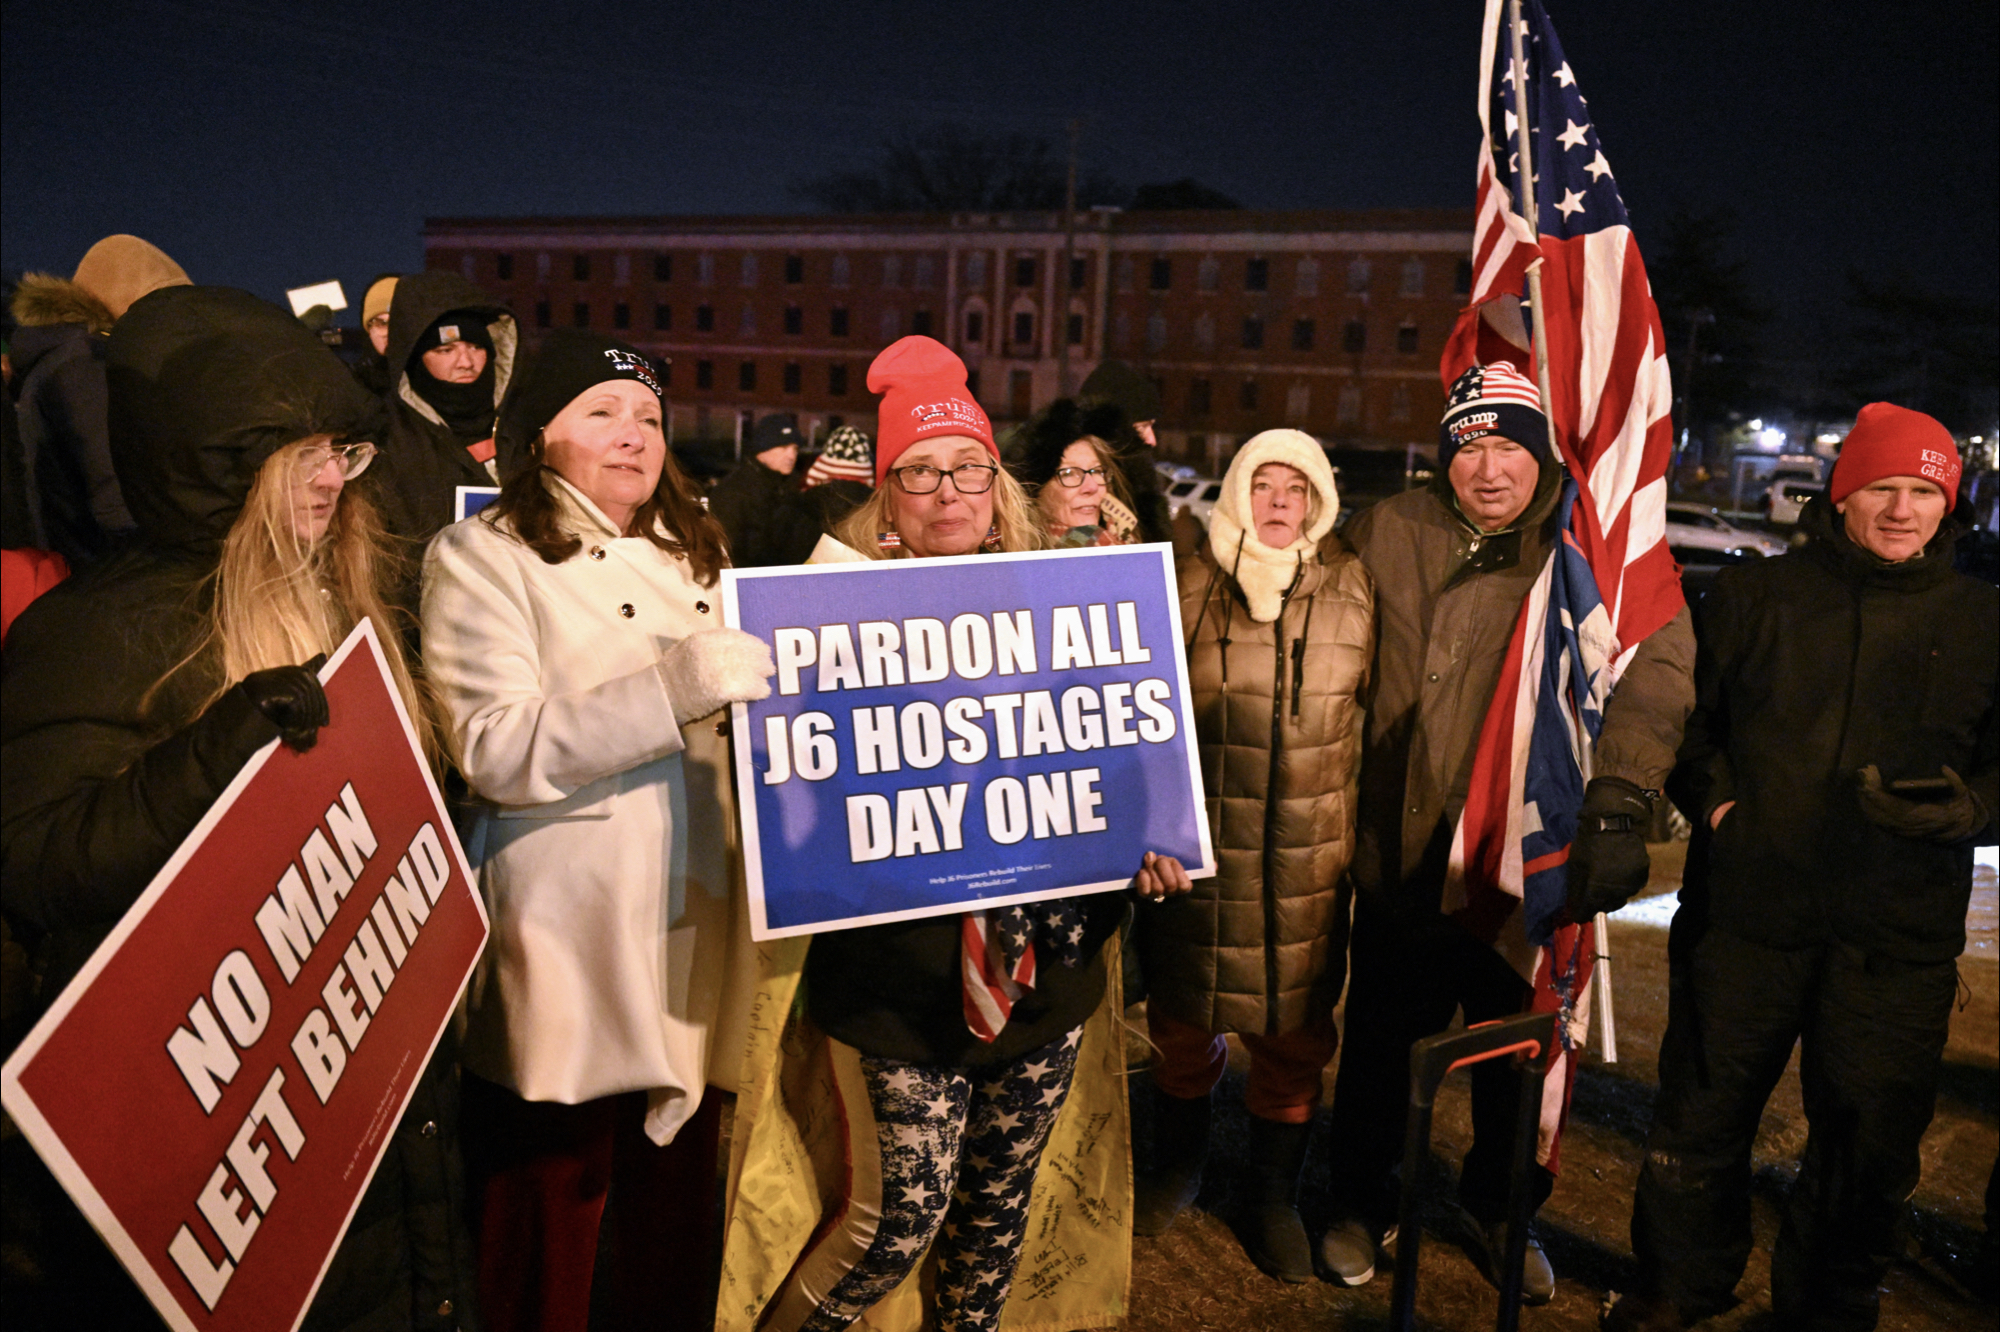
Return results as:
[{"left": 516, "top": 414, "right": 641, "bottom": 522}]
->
[
  {"left": 294, "top": 441, "right": 377, "bottom": 481},
  {"left": 889, "top": 462, "right": 999, "bottom": 495},
  {"left": 1053, "top": 465, "right": 1107, "bottom": 488}
]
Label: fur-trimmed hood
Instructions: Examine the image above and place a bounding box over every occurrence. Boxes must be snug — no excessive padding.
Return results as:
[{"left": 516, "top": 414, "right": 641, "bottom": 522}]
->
[
  {"left": 10, "top": 273, "right": 117, "bottom": 335},
  {"left": 1013, "top": 397, "right": 1142, "bottom": 490},
  {"left": 1208, "top": 429, "right": 1342, "bottom": 622}
]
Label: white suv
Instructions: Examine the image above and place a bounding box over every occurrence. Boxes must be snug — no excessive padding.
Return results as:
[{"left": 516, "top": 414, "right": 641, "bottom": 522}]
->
[{"left": 1664, "top": 502, "right": 1787, "bottom": 560}]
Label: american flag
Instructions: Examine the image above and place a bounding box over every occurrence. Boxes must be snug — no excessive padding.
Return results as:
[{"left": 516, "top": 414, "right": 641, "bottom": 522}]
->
[{"left": 1440, "top": 0, "right": 1685, "bottom": 1172}]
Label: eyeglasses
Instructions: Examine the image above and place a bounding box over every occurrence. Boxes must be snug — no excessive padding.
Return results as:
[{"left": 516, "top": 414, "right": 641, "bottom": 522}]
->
[
  {"left": 1053, "top": 465, "right": 1107, "bottom": 488},
  {"left": 294, "top": 441, "right": 377, "bottom": 481},
  {"left": 889, "top": 462, "right": 999, "bottom": 495},
  {"left": 365, "top": 313, "right": 391, "bottom": 331}
]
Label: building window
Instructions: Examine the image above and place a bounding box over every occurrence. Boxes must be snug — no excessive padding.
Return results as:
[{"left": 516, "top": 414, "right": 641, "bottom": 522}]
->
[
  {"left": 1009, "top": 369, "right": 1034, "bottom": 418},
  {"left": 829, "top": 363, "right": 849, "bottom": 396},
  {"left": 1069, "top": 256, "right": 1088, "bottom": 289},
  {"left": 1343, "top": 320, "right": 1367, "bottom": 354},
  {"left": 880, "top": 308, "right": 901, "bottom": 342},
  {"left": 830, "top": 306, "right": 849, "bottom": 337},
  {"left": 1189, "top": 377, "right": 1212, "bottom": 417},
  {"left": 783, "top": 362, "right": 802, "bottom": 393},
  {"left": 1390, "top": 383, "right": 1413, "bottom": 422},
  {"left": 1454, "top": 258, "right": 1474, "bottom": 294},
  {"left": 1198, "top": 255, "right": 1220, "bottom": 292},
  {"left": 573, "top": 302, "right": 590, "bottom": 328},
  {"left": 964, "top": 309, "right": 985, "bottom": 345},
  {"left": 496, "top": 253, "right": 514, "bottom": 280},
  {"left": 784, "top": 254, "right": 804, "bottom": 284},
  {"left": 784, "top": 305, "right": 803, "bottom": 335},
  {"left": 739, "top": 361, "right": 757, "bottom": 392},
  {"left": 656, "top": 360, "right": 671, "bottom": 388},
  {"left": 1239, "top": 378, "right": 1259, "bottom": 411},
  {"left": 883, "top": 254, "right": 904, "bottom": 288},
  {"left": 537, "top": 251, "right": 552, "bottom": 280},
  {"left": 1066, "top": 312, "right": 1085, "bottom": 346},
  {"left": 1295, "top": 256, "right": 1320, "bottom": 297},
  {"left": 1012, "top": 311, "right": 1035, "bottom": 346},
  {"left": 613, "top": 253, "right": 630, "bottom": 287},
  {"left": 740, "top": 253, "right": 758, "bottom": 287},
  {"left": 1149, "top": 257, "right": 1171, "bottom": 291},
  {"left": 697, "top": 252, "right": 715, "bottom": 285},
  {"left": 655, "top": 253, "right": 673, "bottom": 282},
  {"left": 695, "top": 303, "right": 714, "bottom": 332},
  {"left": 1346, "top": 258, "right": 1372, "bottom": 294},
  {"left": 1113, "top": 310, "right": 1132, "bottom": 351},
  {"left": 830, "top": 253, "right": 850, "bottom": 287},
  {"left": 573, "top": 254, "right": 591, "bottom": 281},
  {"left": 965, "top": 252, "right": 987, "bottom": 287},
  {"left": 912, "top": 309, "right": 934, "bottom": 337},
  {"left": 535, "top": 300, "right": 551, "bottom": 329},
  {"left": 613, "top": 302, "right": 630, "bottom": 330},
  {"left": 1145, "top": 312, "right": 1167, "bottom": 353},
  {"left": 1338, "top": 384, "right": 1363, "bottom": 425},
  {"left": 1245, "top": 257, "right": 1269, "bottom": 292},
  {"left": 1014, "top": 256, "right": 1036, "bottom": 288},
  {"left": 1292, "top": 318, "right": 1315, "bottom": 351},
  {"left": 1115, "top": 256, "right": 1136, "bottom": 292},
  {"left": 965, "top": 368, "right": 981, "bottom": 399},
  {"left": 1286, "top": 382, "right": 1311, "bottom": 422},
  {"left": 1400, "top": 258, "right": 1426, "bottom": 297},
  {"left": 1194, "top": 312, "right": 1216, "bottom": 351},
  {"left": 696, "top": 360, "right": 714, "bottom": 390},
  {"left": 654, "top": 304, "right": 672, "bottom": 331},
  {"left": 1397, "top": 323, "right": 1420, "bottom": 355},
  {"left": 913, "top": 254, "right": 936, "bottom": 289},
  {"left": 739, "top": 304, "right": 758, "bottom": 336},
  {"left": 1241, "top": 315, "right": 1264, "bottom": 350}
]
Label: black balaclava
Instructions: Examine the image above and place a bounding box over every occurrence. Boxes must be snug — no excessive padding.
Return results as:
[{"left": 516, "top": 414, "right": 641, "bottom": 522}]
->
[{"left": 408, "top": 311, "right": 498, "bottom": 440}]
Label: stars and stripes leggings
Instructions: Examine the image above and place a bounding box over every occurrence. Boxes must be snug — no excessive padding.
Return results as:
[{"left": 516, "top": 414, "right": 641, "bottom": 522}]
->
[{"left": 764, "top": 1026, "right": 1084, "bottom": 1332}]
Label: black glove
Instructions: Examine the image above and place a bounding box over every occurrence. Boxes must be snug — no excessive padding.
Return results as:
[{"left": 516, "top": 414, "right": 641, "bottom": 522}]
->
[
  {"left": 1565, "top": 776, "right": 1654, "bottom": 922},
  {"left": 238, "top": 655, "right": 330, "bottom": 752},
  {"left": 1855, "top": 765, "right": 1988, "bottom": 844}
]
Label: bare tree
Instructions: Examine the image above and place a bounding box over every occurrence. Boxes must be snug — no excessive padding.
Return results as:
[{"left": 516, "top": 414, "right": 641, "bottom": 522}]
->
[{"left": 795, "top": 125, "right": 1124, "bottom": 213}]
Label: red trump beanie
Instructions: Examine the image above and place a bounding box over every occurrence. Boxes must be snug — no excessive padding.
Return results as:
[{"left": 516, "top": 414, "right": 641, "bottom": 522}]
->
[
  {"left": 1830, "top": 402, "right": 1962, "bottom": 508},
  {"left": 866, "top": 336, "right": 996, "bottom": 484}
]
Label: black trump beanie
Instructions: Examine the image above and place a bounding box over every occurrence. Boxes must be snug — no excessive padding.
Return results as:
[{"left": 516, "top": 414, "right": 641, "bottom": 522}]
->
[{"left": 496, "top": 330, "right": 667, "bottom": 461}]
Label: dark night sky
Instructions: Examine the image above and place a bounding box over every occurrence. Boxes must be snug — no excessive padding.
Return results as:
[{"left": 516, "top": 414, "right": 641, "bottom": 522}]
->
[{"left": 5, "top": 0, "right": 1996, "bottom": 375}]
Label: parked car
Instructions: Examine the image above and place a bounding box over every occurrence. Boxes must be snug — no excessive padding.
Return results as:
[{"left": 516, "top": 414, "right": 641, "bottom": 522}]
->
[
  {"left": 1664, "top": 502, "right": 1787, "bottom": 560},
  {"left": 1166, "top": 475, "right": 1225, "bottom": 525},
  {"left": 1156, "top": 460, "right": 1197, "bottom": 484},
  {"left": 1761, "top": 478, "right": 1825, "bottom": 524}
]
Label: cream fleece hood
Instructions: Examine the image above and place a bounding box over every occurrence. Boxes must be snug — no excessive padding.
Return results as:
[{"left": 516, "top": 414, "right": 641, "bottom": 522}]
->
[{"left": 1206, "top": 428, "right": 1342, "bottom": 622}]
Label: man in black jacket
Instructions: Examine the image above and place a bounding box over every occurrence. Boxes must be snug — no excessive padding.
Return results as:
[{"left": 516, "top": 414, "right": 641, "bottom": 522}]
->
[
  {"left": 1610, "top": 403, "right": 1997, "bottom": 1332},
  {"left": 706, "top": 413, "right": 818, "bottom": 566}
]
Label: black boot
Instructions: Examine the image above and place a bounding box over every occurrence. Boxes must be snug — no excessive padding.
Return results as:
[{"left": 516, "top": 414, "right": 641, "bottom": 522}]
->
[
  {"left": 1242, "top": 1116, "right": 1313, "bottom": 1283},
  {"left": 1134, "top": 1090, "right": 1210, "bottom": 1236}
]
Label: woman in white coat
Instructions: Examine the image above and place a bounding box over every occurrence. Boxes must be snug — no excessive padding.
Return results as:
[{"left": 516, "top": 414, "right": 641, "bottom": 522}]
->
[{"left": 421, "top": 331, "right": 775, "bottom": 1332}]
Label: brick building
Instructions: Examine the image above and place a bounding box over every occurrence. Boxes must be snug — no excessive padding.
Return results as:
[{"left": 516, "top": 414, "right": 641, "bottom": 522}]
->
[{"left": 422, "top": 207, "right": 1474, "bottom": 472}]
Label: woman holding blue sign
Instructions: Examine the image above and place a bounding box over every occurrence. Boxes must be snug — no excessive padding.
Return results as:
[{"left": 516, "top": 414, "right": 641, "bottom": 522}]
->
[
  {"left": 749, "top": 336, "right": 1191, "bottom": 1332},
  {"left": 1134, "top": 430, "right": 1374, "bottom": 1284},
  {"left": 421, "top": 331, "right": 777, "bottom": 1331}
]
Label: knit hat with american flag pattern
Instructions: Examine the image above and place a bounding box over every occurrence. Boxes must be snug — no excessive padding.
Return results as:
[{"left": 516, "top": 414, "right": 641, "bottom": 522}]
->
[{"left": 1439, "top": 361, "right": 1550, "bottom": 468}]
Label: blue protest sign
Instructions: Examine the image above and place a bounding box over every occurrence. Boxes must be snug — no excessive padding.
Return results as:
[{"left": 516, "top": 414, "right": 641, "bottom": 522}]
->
[{"left": 723, "top": 545, "right": 1213, "bottom": 939}]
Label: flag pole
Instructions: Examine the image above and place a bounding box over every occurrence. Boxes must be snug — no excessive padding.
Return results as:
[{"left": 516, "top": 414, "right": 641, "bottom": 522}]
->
[{"left": 1506, "top": 0, "right": 1618, "bottom": 1061}]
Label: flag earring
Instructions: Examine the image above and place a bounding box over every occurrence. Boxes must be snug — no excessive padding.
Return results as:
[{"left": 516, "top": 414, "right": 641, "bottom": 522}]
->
[
  {"left": 981, "top": 524, "right": 1002, "bottom": 552},
  {"left": 877, "top": 529, "right": 903, "bottom": 552}
]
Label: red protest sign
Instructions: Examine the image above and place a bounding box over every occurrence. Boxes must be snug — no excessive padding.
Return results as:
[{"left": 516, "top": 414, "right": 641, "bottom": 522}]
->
[{"left": 1, "top": 620, "right": 488, "bottom": 1332}]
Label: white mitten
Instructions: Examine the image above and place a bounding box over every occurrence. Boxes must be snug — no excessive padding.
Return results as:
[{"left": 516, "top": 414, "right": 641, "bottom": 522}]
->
[{"left": 657, "top": 628, "right": 776, "bottom": 725}]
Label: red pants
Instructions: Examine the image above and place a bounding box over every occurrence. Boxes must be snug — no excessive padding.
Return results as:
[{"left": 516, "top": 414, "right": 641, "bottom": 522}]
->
[
  {"left": 461, "top": 1074, "right": 722, "bottom": 1332},
  {"left": 1147, "top": 1008, "right": 1339, "bottom": 1124}
]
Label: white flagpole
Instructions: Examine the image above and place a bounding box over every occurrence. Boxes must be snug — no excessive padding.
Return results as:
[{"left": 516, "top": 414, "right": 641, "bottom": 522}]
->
[{"left": 1506, "top": 0, "right": 1617, "bottom": 1061}]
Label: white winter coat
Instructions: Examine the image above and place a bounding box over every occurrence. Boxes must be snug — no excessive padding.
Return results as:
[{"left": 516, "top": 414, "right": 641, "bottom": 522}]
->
[{"left": 422, "top": 473, "right": 750, "bottom": 1144}]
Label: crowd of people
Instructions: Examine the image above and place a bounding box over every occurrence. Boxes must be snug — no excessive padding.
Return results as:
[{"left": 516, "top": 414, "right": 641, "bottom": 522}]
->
[{"left": 0, "top": 242, "right": 1993, "bottom": 1332}]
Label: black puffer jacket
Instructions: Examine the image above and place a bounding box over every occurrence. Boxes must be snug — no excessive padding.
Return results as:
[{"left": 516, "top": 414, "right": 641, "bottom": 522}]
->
[
  {"left": 707, "top": 457, "right": 819, "bottom": 566},
  {"left": 1671, "top": 497, "right": 1999, "bottom": 963},
  {"left": 376, "top": 272, "right": 519, "bottom": 543},
  {"left": 0, "top": 286, "right": 479, "bottom": 1332},
  {"left": 6, "top": 276, "right": 129, "bottom": 562}
]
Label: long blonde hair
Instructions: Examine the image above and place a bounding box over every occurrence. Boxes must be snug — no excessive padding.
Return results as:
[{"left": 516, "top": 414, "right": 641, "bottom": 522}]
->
[
  {"left": 154, "top": 439, "right": 429, "bottom": 753},
  {"left": 835, "top": 465, "right": 1051, "bottom": 559}
]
